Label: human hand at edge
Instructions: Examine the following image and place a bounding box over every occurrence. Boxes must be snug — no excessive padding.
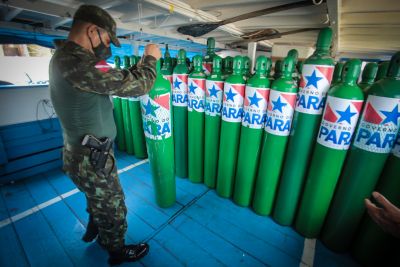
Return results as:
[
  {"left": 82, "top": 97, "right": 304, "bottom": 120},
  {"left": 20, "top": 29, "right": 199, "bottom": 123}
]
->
[
  {"left": 365, "top": 191, "right": 400, "bottom": 238},
  {"left": 144, "top": 44, "right": 161, "bottom": 60}
]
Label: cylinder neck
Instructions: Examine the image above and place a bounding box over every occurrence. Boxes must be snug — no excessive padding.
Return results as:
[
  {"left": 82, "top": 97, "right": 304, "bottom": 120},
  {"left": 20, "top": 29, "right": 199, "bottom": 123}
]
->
[
  {"left": 212, "top": 56, "right": 222, "bottom": 74},
  {"left": 114, "top": 56, "right": 121, "bottom": 68},
  {"left": 232, "top": 56, "right": 244, "bottom": 75},
  {"left": 254, "top": 56, "right": 267, "bottom": 76},
  {"left": 287, "top": 49, "right": 299, "bottom": 65},
  {"left": 332, "top": 62, "right": 344, "bottom": 83},
  {"left": 177, "top": 49, "right": 186, "bottom": 65},
  {"left": 387, "top": 52, "right": 400, "bottom": 78},
  {"left": 193, "top": 55, "right": 203, "bottom": 72},
  {"left": 281, "top": 56, "right": 295, "bottom": 78},
  {"left": 123, "top": 56, "right": 130, "bottom": 68},
  {"left": 361, "top": 62, "right": 378, "bottom": 83},
  {"left": 207, "top": 37, "right": 215, "bottom": 53},
  {"left": 341, "top": 59, "right": 362, "bottom": 85},
  {"left": 315, "top": 27, "right": 332, "bottom": 54}
]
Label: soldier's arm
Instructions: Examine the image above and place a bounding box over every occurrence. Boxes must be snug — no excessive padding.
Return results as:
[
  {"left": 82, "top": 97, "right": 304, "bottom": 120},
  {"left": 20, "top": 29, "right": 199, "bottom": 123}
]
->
[{"left": 61, "top": 55, "right": 157, "bottom": 97}]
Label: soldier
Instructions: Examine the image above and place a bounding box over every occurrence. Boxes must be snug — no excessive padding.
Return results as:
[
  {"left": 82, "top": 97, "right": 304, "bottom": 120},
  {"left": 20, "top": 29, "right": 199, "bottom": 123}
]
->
[{"left": 49, "top": 5, "right": 161, "bottom": 265}]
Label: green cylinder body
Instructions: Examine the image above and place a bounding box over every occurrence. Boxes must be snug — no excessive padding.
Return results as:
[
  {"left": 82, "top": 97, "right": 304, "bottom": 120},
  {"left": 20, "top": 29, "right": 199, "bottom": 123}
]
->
[
  {"left": 141, "top": 60, "right": 176, "bottom": 208},
  {"left": 216, "top": 56, "right": 245, "bottom": 198},
  {"left": 252, "top": 56, "right": 298, "bottom": 215},
  {"left": 188, "top": 56, "right": 206, "bottom": 183},
  {"left": 352, "top": 133, "right": 400, "bottom": 266},
  {"left": 294, "top": 59, "right": 364, "bottom": 237},
  {"left": 358, "top": 62, "right": 378, "bottom": 92},
  {"left": 128, "top": 97, "right": 147, "bottom": 159},
  {"left": 376, "top": 61, "right": 389, "bottom": 81},
  {"left": 272, "top": 28, "right": 335, "bottom": 225},
  {"left": 321, "top": 52, "right": 400, "bottom": 252},
  {"left": 121, "top": 56, "right": 134, "bottom": 154},
  {"left": 112, "top": 56, "right": 126, "bottom": 151},
  {"left": 203, "top": 37, "right": 216, "bottom": 75},
  {"left": 233, "top": 56, "right": 270, "bottom": 207},
  {"left": 288, "top": 49, "right": 299, "bottom": 82},
  {"left": 331, "top": 62, "right": 344, "bottom": 87},
  {"left": 204, "top": 56, "right": 224, "bottom": 188},
  {"left": 172, "top": 50, "right": 189, "bottom": 178}
]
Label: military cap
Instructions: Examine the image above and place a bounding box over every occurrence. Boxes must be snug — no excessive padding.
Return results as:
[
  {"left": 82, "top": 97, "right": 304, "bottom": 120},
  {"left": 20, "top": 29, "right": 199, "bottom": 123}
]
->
[{"left": 73, "top": 4, "right": 120, "bottom": 47}]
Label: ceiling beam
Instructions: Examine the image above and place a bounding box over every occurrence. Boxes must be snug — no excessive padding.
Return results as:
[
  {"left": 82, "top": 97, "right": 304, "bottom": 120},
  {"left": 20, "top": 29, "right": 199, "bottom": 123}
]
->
[
  {"left": 2, "top": 7, "right": 23, "bottom": 21},
  {"left": 142, "top": 0, "right": 273, "bottom": 48}
]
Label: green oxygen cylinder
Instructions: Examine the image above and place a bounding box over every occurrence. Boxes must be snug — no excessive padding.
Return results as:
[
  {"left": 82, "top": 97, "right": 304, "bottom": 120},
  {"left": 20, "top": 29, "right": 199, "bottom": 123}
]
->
[
  {"left": 141, "top": 60, "right": 175, "bottom": 208},
  {"left": 204, "top": 56, "right": 224, "bottom": 188},
  {"left": 287, "top": 49, "right": 299, "bottom": 82},
  {"left": 376, "top": 61, "right": 390, "bottom": 81},
  {"left": 121, "top": 56, "right": 135, "bottom": 154},
  {"left": 216, "top": 56, "right": 245, "bottom": 198},
  {"left": 273, "top": 59, "right": 283, "bottom": 80},
  {"left": 112, "top": 56, "right": 126, "bottom": 151},
  {"left": 331, "top": 62, "right": 344, "bottom": 87},
  {"left": 233, "top": 56, "right": 270, "bottom": 207},
  {"left": 128, "top": 56, "right": 147, "bottom": 159},
  {"left": 321, "top": 52, "right": 400, "bottom": 252},
  {"left": 358, "top": 62, "right": 378, "bottom": 92},
  {"left": 297, "top": 60, "right": 304, "bottom": 75},
  {"left": 188, "top": 55, "right": 206, "bottom": 183},
  {"left": 130, "top": 55, "right": 138, "bottom": 67},
  {"left": 223, "top": 56, "right": 233, "bottom": 79},
  {"left": 294, "top": 59, "right": 364, "bottom": 237},
  {"left": 172, "top": 58, "right": 177, "bottom": 69},
  {"left": 252, "top": 56, "right": 298, "bottom": 215},
  {"left": 161, "top": 56, "right": 173, "bottom": 85},
  {"left": 203, "top": 37, "right": 216, "bottom": 75},
  {"left": 266, "top": 59, "right": 273, "bottom": 81},
  {"left": 272, "top": 28, "right": 335, "bottom": 225},
  {"left": 352, "top": 133, "right": 400, "bottom": 266},
  {"left": 242, "top": 56, "right": 251, "bottom": 80},
  {"left": 172, "top": 49, "right": 189, "bottom": 178}
]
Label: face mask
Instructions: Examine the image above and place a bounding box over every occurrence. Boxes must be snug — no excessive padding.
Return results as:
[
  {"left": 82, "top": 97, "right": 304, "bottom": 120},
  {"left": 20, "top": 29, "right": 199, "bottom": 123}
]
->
[{"left": 88, "top": 29, "right": 112, "bottom": 60}]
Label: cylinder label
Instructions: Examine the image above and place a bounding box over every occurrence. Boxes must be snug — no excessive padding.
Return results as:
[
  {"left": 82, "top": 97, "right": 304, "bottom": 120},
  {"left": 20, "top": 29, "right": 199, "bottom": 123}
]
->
[
  {"left": 353, "top": 95, "right": 400, "bottom": 153},
  {"left": 392, "top": 134, "right": 400, "bottom": 158},
  {"left": 317, "top": 96, "right": 363, "bottom": 150},
  {"left": 141, "top": 93, "right": 172, "bottom": 140},
  {"left": 172, "top": 74, "right": 188, "bottom": 107},
  {"left": 265, "top": 90, "right": 297, "bottom": 136},
  {"left": 296, "top": 64, "right": 334, "bottom": 115},
  {"left": 163, "top": 74, "right": 173, "bottom": 85},
  {"left": 188, "top": 78, "right": 206, "bottom": 112},
  {"left": 203, "top": 62, "right": 212, "bottom": 75},
  {"left": 205, "top": 80, "right": 224, "bottom": 116},
  {"left": 221, "top": 83, "right": 245, "bottom": 123},
  {"left": 242, "top": 86, "right": 269, "bottom": 129}
]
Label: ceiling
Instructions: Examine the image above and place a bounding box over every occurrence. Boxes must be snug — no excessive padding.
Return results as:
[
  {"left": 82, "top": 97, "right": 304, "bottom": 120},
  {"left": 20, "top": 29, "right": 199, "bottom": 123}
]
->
[{"left": 0, "top": 0, "right": 399, "bottom": 58}]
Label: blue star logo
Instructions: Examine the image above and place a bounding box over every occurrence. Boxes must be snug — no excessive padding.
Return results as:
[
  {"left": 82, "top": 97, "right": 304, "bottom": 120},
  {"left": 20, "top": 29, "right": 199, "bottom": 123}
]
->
[
  {"left": 305, "top": 70, "right": 323, "bottom": 88},
  {"left": 225, "top": 88, "right": 237, "bottom": 102},
  {"left": 381, "top": 105, "right": 400, "bottom": 125},
  {"left": 248, "top": 92, "right": 262, "bottom": 107},
  {"left": 189, "top": 83, "right": 197, "bottom": 94},
  {"left": 272, "top": 96, "right": 287, "bottom": 113},
  {"left": 144, "top": 99, "right": 158, "bottom": 117},
  {"left": 208, "top": 85, "right": 219, "bottom": 98},
  {"left": 337, "top": 105, "right": 357, "bottom": 124},
  {"left": 174, "top": 78, "right": 182, "bottom": 89}
]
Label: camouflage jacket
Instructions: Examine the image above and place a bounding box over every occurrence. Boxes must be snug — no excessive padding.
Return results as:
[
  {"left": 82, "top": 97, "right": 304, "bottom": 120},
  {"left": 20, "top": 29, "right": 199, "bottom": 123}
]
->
[{"left": 49, "top": 41, "right": 157, "bottom": 146}]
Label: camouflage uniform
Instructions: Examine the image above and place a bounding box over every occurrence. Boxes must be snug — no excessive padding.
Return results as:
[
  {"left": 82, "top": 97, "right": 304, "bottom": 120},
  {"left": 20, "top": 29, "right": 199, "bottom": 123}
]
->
[{"left": 49, "top": 6, "right": 156, "bottom": 251}]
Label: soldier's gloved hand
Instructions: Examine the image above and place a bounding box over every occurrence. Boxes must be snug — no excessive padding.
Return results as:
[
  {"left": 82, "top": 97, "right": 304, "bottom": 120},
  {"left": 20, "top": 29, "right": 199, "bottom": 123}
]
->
[
  {"left": 144, "top": 44, "right": 161, "bottom": 60},
  {"left": 365, "top": 191, "right": 400, "bottom": 238}
]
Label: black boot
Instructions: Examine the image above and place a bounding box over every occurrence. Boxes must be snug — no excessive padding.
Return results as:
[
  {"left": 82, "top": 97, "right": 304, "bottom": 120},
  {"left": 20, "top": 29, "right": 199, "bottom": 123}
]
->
[
  {"left": 108, "top": 243, "right": 149, "bottom": 265},
  {"left": 82, "top": 215, "right": 99, "bottom": 242}
]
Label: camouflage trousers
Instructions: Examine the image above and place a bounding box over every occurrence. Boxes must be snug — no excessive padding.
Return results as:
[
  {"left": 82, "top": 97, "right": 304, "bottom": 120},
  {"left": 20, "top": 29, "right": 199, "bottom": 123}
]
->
[{"left": 62, "top": 145, "right": 127, "bottom": 251}]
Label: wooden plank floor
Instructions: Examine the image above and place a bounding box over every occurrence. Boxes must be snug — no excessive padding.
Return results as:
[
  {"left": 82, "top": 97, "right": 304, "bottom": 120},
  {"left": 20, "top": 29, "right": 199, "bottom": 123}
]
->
[{"left": 0, "top": 151, "right": 360, "bottom": 267}]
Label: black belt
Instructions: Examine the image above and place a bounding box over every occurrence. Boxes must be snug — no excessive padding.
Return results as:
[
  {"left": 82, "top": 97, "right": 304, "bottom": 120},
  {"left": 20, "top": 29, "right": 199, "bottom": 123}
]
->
[{"left": 64, "top": 143, "right": 91, "bottom": 156}]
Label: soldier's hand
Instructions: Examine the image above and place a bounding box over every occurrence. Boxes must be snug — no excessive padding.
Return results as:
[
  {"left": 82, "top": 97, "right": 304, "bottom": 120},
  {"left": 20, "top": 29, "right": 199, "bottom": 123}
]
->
[
  {"left": 365, "top": 191, "right": 400, "bottom": 238},
  {"left": 144, "top": 44, "right": 161, "bottom": 60}
]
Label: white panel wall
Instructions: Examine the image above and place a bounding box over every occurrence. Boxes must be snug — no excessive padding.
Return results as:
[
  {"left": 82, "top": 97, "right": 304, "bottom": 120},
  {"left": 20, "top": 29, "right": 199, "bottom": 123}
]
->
[
  {"left": 0, "top": 86, "right": 55, "bottom": 127},
  {"left": 272, "top": 45, "right": 314, "bottom": 59}
]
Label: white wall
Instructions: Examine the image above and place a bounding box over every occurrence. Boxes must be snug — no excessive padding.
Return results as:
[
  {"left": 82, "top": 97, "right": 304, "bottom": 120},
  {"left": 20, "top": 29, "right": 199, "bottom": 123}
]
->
[
  {"left": 0, "top": 85, "right": 54, "bottom": 127},
  {"left": 272, "top": 45, "right": 314, "bottom": 59},
  {"left": 217, "top": 50, "right": 272, "bottom": 59}
]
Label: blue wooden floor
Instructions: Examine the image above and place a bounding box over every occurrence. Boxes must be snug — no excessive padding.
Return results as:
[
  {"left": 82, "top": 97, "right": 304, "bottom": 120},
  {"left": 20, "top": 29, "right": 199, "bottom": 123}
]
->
[{"left": 0, "top": 151, "right": 359, "bottom": 267}]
